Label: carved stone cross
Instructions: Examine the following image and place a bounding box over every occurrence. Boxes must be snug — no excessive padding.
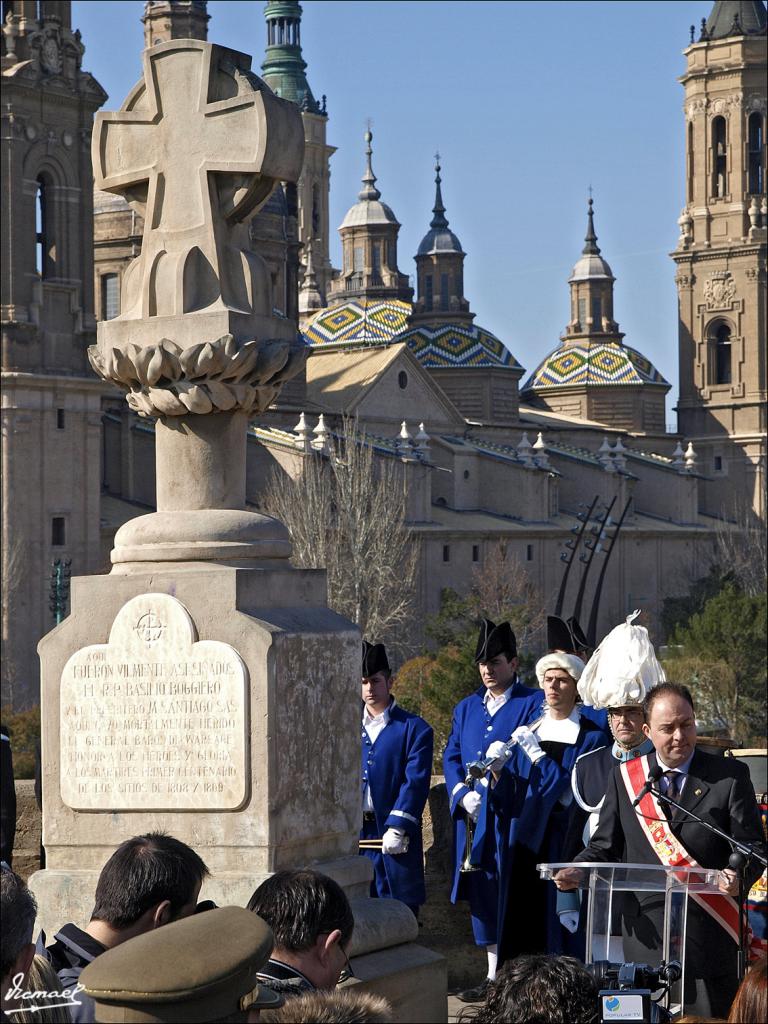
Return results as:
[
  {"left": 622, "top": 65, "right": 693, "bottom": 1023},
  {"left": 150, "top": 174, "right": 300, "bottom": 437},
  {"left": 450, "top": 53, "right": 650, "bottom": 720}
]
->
[{"left": 93, "top": 39, "right": 303, "bottom": 341}]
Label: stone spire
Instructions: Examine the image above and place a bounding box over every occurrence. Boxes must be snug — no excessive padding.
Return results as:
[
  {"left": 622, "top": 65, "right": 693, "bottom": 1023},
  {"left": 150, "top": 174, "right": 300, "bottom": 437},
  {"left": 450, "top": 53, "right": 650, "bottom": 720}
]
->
[
  {"left": 582, "top": 197, "right": 600, "bottom": 255},
  {"left": 411, "top": 156, "right": 472, "bottom": 325},
  {"left": 299, "top": 239, "right": 323, "bottom": 314},
  {"left": 563, "top": 195, "right": 621, "bottom": 342},
  {"left": 261, "top": 0, "right": 323, "bottom": 114},
  {"left": 358, "top": 129, "right": 382, "bottom": 202},
  {"left": 430, "top": 155, "right": 449, "bottom": 230},
  {"left": 328, "top": 128, "right": 412, "bottom": 306},
  {"left": 142, "top": 1, "right": 209, "bottom": 48}
]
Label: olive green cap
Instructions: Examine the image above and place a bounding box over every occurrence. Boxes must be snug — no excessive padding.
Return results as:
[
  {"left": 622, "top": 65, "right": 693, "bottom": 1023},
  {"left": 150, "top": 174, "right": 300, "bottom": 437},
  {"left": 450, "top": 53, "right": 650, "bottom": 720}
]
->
[{"left": 80, "top": 906, "right": 281, "bottom": 1023}]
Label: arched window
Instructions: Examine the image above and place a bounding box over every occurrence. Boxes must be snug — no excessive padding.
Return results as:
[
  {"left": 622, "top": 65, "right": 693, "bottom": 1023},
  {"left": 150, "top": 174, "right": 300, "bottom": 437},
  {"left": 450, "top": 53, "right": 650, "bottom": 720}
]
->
[
  {"left": 748, "top": 113, "right": 764, "bottom": 195},
  {"left": 714, "top": 323, "right": 732, "bottom": 385},
  {"left": 440, "top": 272, "right": 449, "bottom": 311},
  {"left": 311, "top": 183, "right": 320, "bottom": 236},
  {"left": 687, "top": 122, "right": 695, "bottom": 202},
  {"left": 711, "top": 117, "right": 727, "bottom": 198},
  {"left": 424, "top": 274, "right": 433, "bottom": 311}
]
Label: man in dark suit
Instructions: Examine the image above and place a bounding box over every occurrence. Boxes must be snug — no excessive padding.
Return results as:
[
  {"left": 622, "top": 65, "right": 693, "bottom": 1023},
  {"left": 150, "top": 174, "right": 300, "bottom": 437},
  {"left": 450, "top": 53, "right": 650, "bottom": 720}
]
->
[{"left": 555, "top": 681, "right": 764, "bottom": 1017}]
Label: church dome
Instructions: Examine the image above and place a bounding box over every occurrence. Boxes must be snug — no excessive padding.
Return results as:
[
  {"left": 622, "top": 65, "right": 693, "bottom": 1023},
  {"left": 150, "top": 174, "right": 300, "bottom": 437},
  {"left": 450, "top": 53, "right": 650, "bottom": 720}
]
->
[
  {"left": 339, "top": 130, "right": 400, "bottom": 230},
  {"left": 303, "top": 298, "right": 411, "bottom": 347},
  {"left": 520, "top": 341, "right": 669, "bottom": 394},
  {"left": 569, "top": 252, "right": 614, "bottom": 282},
  {"left": 398, "top": 322, "right": 520, "bottom": 370}
]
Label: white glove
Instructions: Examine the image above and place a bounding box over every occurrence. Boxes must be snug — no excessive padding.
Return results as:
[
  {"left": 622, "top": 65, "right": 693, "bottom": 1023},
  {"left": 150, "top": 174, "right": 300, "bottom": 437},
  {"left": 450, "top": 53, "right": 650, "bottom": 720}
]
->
[
  {"left": 461, "top": 790, "right": 482, "bottom": 821},
  {"left": 559, "top": 911, "right": 579, "bottom": 934},
  {"left": 511, "top": 726, "right": 545, "bottom": 764},
  {"left": 381, "top": 828, "right": 408, "bottom": 855},
  {"left": 484, "top": 740, "right": 512, "bottom": 773}
]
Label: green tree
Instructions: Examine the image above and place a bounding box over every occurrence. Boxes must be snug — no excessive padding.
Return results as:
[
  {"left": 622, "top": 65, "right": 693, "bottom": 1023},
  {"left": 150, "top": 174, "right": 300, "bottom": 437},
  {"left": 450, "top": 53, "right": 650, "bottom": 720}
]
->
[{"left": 663, "top": 585, "right": 767, "bottom": 744}]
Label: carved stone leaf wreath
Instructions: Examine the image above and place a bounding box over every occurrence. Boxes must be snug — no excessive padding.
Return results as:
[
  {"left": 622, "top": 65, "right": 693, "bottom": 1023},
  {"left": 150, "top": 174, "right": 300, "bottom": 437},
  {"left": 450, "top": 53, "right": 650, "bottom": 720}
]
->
[{"left": 88, "top": 333, "right": 308, "bottom": 418}]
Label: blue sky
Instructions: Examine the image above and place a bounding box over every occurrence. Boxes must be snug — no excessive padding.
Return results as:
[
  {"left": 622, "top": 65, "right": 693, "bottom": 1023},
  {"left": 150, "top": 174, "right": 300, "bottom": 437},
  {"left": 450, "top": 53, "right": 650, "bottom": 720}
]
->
[{"left": 73, "top": 0, "right": 715, "bottom": 417}]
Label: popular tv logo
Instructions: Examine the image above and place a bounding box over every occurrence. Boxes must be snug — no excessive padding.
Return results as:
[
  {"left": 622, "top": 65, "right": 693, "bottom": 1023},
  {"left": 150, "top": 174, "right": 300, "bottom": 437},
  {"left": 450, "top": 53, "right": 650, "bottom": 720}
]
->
[{"left": 5, "top": 972, "right": 85, "bottom": 1015}]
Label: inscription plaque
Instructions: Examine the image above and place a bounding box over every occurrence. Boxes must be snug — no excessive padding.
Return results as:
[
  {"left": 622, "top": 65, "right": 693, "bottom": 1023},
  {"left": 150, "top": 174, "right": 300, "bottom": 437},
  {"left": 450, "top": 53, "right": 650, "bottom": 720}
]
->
[{"left": 60, "top": 593, "right": 248, "bottom": 811}]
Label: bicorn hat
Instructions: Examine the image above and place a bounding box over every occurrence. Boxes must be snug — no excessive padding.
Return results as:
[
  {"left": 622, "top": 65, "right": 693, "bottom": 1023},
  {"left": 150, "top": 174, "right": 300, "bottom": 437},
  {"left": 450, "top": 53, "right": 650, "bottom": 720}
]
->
[
  {"left": 547, "top": 615, "right": 590, "bottom": 654},
  {"left": 80, "top": 906, "right": 281, "bottom": 1023},
  {"left": 362, "top": 640, "right": 390, "bottom": 677},
  {"left": 474, "top": 619, "right": 517, "bottom": 664}
]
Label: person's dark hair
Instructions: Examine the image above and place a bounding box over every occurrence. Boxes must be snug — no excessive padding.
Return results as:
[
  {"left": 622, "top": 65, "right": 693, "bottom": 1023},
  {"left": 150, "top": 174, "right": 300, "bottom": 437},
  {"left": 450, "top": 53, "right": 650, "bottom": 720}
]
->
[
  {"left": 247, "top": 869, "right": 354, "bottom": 952},
  {"left": 90, "top": 832, "right": 209, "bottom": 929},
  {"left": 1, "top": 867, "right": 37, "bottom": 980},
  {"left": 728, "top": 955, "right": 767, "bottom": 1024},
  {"left": 458, "top": 955, "right": 598, "bottom": 1024},
  {"left": 644, "top": 681, "right": 695, "bottom": 719}
]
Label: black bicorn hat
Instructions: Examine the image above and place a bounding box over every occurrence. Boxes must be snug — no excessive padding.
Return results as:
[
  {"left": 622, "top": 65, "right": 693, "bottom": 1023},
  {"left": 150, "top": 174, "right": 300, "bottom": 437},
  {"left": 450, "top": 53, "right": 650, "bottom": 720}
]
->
[
  {"left": 547, "top": 615, "right": 590, "bottom": 654},
  {"left": 474, "top": 619, "right": 517, "bottom": 664},
  {"left": 362, "top": 640, "right": 390, "bottom": 677}
]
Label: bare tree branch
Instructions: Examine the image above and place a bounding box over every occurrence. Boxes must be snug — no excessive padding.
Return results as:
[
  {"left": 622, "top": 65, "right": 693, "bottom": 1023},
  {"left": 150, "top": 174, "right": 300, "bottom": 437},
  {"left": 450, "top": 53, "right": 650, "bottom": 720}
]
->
[{"left": 262, "top": 420, "right": 419, "bottom": 662}]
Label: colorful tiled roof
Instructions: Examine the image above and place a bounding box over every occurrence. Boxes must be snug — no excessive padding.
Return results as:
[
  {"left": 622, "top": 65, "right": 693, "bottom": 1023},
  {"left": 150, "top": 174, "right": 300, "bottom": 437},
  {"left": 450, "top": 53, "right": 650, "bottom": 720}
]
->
[
  {"left": 398, "top": 323, "right": 521, "bottom": 370},
  {"left": 521, "top": 342, "right": 668, "bottom": 392},
  {"left": 303, "top": 299, "right": 412, "bottom": 347}
]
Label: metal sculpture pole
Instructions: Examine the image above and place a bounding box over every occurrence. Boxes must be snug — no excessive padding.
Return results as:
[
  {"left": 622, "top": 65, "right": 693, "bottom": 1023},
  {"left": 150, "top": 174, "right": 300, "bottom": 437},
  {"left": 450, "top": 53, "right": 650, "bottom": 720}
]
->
[
  {"left": 586, "top": 497, "right": 632, "bottom": 648},
  {"left": 572, "top": 498, "right": 616, "bottom": 624},
  {"left": 554, "top": 496, "right": 598, "bottom": 617}
]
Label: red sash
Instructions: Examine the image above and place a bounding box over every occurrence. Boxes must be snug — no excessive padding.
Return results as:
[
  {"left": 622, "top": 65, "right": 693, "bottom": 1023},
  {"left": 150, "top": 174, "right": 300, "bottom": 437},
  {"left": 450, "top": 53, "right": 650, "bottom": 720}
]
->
[{"left": 621, "top": 754, "right": 740, "bottom": 945}]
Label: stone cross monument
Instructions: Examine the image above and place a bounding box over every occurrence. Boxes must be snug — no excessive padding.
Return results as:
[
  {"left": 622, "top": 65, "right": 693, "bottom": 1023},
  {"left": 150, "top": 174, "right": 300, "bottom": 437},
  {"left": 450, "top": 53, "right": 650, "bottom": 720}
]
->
[{"left": 32, "top": 38, "right": 445, "bottom": 1022}]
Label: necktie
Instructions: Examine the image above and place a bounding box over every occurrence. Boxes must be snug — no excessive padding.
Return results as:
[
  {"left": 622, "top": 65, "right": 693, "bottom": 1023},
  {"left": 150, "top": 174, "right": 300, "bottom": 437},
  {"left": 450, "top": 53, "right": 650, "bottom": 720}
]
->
[{"left": 664, "top": 771, "right": 680, "bottom": 818}]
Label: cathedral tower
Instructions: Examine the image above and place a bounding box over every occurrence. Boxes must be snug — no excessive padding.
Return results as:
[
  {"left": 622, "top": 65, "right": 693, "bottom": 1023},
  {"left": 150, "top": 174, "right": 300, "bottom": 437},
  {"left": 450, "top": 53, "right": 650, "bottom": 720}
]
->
[
  {"left": 410, "top": 157, "right": 472, "bottom": 325},
  {"left": 142, "top": 0, "right": 209, "bottom": 46},
  {"left": 1, "top": 1, "right": 107, "bottom": 706},
  {"left": 521, "top": 200, "right": 670, "bottom": 433},
  {"left": 673, "top": 0, "right": 767, "bottom": 517},
  {"left": 261, "top": 0, "right": 336, "bottom": 308},
  {"left": 327, "top": 130, "right": 413, "bottom": 306}
]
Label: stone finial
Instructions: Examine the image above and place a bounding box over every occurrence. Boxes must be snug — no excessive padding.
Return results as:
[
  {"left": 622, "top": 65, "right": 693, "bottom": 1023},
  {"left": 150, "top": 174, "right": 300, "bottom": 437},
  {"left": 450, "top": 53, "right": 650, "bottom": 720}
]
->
[
  {"left": 684, "top": 441, "right": 697, "bottom": 471},
  {"left": 672, "top": 441, "right": 686, "bottom": 470},
  {"left": 89, "top": 38, "right": 307, "bottom": 411},
  {"left": 597, "top": 435, "right": 613, "bottom": 468},
  {"left": 761, "top": 197, "right": 768, "bottom": 228},
  {"left": 532, "top": 432, "right": 549, "bottom": 469},
  {"left": 612, "top": 437, "right": 627, "bottom": 471},
  {"left": 294, "top": 411, "right": 311, "bottom": 451},
  {"left": 312, "top": 414, "right": 330, "bottom": 453},
  {"left": 414, "top": 422, "right": 430, "bottom": 452},
  {"left": 299, "top": 239, "right": 323, "bottom": 313},
  {"left": 517, "top": 432, "right": 534, "bottom": 468},
  {"left": 397, "top": 421, "right": 416, "bottom": 460},
  {"left": 749, "top": 197, "right": 761, "bottom": 231}
]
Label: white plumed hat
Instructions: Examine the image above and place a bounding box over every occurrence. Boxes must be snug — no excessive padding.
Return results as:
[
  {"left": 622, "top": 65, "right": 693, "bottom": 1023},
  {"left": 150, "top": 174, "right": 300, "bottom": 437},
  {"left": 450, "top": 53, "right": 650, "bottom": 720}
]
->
[
  {"left": 577, "top": 610, "right": 666, "bottom": 710},
  {"left": 535, "top": 652, "right": 585, "bottom": 687}
]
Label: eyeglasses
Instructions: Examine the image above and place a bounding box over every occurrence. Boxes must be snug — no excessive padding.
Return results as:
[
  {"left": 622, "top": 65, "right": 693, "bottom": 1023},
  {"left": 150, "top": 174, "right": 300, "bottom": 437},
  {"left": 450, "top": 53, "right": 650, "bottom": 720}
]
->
[
  {"left": 608, "top": 708, "right": 644, "bottom": 720},
  {"left": 337, "top": 948, "right": 355, "bottom": 985}
]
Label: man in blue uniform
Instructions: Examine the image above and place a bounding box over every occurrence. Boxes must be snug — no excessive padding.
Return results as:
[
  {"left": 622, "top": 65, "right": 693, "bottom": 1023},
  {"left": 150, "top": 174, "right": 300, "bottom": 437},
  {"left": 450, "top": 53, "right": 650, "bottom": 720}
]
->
[
  {"left": 486, "top": 649, "right": 607, "bottom": 966},
  {"left": 444, "top": 619, "right": 542, "bottom": 1003},
  {"left": 359, "top": 641, "right": 433, "bottom": 919}
]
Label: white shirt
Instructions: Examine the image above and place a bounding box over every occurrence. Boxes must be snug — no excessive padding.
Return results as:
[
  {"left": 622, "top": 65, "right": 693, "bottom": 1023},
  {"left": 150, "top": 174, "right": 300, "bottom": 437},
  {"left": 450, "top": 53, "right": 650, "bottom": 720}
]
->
[
  {"left": 362, "top": 702, "right": 392, "bottom": 812},
  {"left": 483, "top": 682, "right": 516, "bottom": 717},
  {"left": 537, "top": 706, "right": 581, "bottom": 744},
  {"left": 656, "top": 751, "right": 695, "bottom": 799}
]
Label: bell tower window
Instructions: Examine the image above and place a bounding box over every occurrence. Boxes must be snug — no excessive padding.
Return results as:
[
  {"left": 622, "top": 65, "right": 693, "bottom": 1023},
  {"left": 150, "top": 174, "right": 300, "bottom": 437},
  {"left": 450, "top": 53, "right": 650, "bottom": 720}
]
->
[
  {"left": 687, "top": 122, "right": 694, "bottom": 203},
  {"left": 711, "top": 117, "right": 727, "bottom": 198},
  {"left": 440, "top": 272, "right": 449, "bottom": 311},
  {"left": 748, "top": 113, "right": 764, "bottom": 195},
  {"left": 713, "top": 323, "right": 732, "bottom": 385},
  {"left": 35, "top": 176, "right": 55, "bottom": 278},
  {"left": 424, "top": 274, "right": 433, "bottom": 312}
]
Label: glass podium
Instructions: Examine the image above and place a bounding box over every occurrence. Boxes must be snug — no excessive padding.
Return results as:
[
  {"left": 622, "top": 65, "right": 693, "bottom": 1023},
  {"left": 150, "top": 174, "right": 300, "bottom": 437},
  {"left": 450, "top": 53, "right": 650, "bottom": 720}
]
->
[{"left": 538, "top": 862, "right": 723, "bottom": 1020}]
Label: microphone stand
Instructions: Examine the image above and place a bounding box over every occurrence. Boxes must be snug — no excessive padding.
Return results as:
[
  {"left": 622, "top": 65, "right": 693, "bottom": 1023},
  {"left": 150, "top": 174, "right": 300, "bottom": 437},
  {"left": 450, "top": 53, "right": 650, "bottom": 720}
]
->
[{"left": 648, "top": 785, "right": 767, "bottom": 982}]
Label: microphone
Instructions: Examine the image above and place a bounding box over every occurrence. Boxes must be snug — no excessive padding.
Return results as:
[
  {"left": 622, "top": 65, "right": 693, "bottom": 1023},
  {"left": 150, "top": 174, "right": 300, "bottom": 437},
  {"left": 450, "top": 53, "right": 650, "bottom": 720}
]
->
[{"left": 632, "top": 764, "right": 663, "bottom": 807}]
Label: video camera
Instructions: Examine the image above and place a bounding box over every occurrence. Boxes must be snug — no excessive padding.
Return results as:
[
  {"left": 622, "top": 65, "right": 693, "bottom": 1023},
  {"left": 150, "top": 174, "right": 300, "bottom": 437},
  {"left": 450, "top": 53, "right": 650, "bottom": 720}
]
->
[{"left": 587, "top": 959, "right": 682, "bottom": 1023}]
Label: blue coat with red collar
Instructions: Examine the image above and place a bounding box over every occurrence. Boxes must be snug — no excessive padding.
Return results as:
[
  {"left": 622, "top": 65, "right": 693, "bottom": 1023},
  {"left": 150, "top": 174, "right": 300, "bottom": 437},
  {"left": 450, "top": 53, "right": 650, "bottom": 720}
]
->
[
  {"left": 360, "top": 702, "right": 433, "bottom": 906},
  {"left": 443, "top": 682, "right": 544, "bottom": 903}
]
